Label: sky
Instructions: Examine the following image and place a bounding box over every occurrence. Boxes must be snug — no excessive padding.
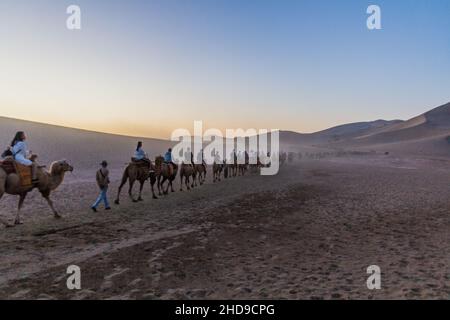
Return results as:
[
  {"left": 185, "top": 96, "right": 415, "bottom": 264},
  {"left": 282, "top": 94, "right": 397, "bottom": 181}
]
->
[{"left": 0, "top": 0, "right": 449, "bottom": 139}]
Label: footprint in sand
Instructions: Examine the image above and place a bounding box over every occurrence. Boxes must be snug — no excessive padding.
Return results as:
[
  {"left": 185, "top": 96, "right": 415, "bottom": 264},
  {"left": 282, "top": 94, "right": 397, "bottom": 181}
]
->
[{"left": 99, "top": 266, "right": 130, "bottom": 291}]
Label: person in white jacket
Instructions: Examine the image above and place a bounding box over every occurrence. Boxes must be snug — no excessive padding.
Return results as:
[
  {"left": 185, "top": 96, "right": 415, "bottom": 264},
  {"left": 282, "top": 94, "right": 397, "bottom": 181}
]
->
[{"left": 10, "top": 131, "right": 38, "bottom": 182}]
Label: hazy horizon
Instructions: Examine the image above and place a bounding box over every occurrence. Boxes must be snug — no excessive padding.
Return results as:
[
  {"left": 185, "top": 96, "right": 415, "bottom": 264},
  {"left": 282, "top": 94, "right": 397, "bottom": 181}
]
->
[
  {"left": 2, "top": 98, "right": 449, "bottom": 141},
  {"left": 1, "top": 0, "right": 449, "bottom": 139}
]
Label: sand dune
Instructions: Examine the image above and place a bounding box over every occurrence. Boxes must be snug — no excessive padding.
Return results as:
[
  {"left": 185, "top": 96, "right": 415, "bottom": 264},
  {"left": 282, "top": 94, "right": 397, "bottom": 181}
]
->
[{"left": 279, "top": 102, "right": 450, "bottom": 158}]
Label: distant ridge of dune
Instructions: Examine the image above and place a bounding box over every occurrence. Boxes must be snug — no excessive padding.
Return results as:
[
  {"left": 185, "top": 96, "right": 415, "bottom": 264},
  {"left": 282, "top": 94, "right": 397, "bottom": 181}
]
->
[
  {"left": 279, "top": 102, "right": 450, "bottom": 157},
  {"left": 350, "top": 102, "right": 450, "bottom": 144},
  {"left": 1, "top": 101, "right": 450, "bottom": 165}
]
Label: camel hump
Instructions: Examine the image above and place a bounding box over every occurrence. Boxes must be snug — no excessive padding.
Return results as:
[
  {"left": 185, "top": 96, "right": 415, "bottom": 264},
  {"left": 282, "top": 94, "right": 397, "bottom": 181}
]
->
[{"left": 0, "top": 158, "right": 16, "bottom": 175}]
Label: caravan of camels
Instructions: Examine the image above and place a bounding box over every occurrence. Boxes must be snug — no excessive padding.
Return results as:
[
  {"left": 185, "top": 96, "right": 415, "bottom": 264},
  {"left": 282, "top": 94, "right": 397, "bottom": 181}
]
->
[{"left": 0, "top": 132, "right": 289, "bottom": 228}]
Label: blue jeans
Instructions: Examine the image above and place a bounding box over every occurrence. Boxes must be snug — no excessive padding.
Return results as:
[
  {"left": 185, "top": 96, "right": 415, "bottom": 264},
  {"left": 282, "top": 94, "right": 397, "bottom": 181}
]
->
[{"left": 92, "top": 187, "right": 110, "bottom": 209}]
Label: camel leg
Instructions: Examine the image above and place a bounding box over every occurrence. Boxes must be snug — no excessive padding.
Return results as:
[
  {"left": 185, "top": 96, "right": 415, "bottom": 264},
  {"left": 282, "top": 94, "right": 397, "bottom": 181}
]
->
[
  {"left": 186, "top": 176, "right": 191, "bottom": 190},
  {"left": 137, "top": 181, "right": 144, "bottom": 201},
  {"left": 165, "top": 179, "right": 171, "bottom": 194},
  {"left": 157, "top": 176, "right": 162, "bottom": 196},
  {"left": 42, "top": 194, "right": 61, "bottom": 219},
  {"left": 180, "top": 175, "right": 184, "bottom": 191},
  {"left": 128, "top": 179, "right": 138, "bottom": 202},
  {"left": 162, "top": 177, "right": 169, "bottom": 195},
  {"left": 150, "top": 177, "right": 158, "bottom": 199},
  {"left": 170, "top": 179, "right": 175, "bottom": 192},
  {"left": 13, "top": 193, "right": 27, "bottom": 225},
  {"left": 115, "top": 180, "right": 127, "bottom": 205}
]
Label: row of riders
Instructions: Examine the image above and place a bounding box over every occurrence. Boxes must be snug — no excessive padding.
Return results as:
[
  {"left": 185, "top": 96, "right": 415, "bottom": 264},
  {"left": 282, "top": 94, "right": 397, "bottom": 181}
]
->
[
  {"left": 0, "top": 132, "right": 284, "bottom": 227},
  {"left": 114, "top": 141, "right": 273, "bottom": 205}
]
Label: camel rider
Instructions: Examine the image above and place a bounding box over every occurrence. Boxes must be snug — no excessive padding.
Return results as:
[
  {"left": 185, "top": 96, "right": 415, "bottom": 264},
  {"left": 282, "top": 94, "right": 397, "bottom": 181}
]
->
[
  {"left": 214, "top": 151, "right": 221, "bottom": 164},
  {"left": 11, "top": 131, "right": 38, "bottom": 183},
  {"left": 134, "top": 141, "right": 150, "bottom": 164},
  {"left": 164, "top": 148, "right": 174, "bottom": 176},
  {"left": 184, "top": 148, "right": 194, "bottom": 166},
  {"left": 197, "top": 149, "right": 206, "bottom": 166},
  {"left": 237, "top": 151, "right": 243, "bottom": 164},
  {"left": 229, "top": 149, "right": 236, "bottom": 165}
]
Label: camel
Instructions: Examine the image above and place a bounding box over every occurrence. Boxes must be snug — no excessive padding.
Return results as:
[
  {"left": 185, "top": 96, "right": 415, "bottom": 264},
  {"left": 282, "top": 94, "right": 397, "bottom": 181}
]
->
[
  {"left": 179, "top": 162, "right": 195, "bottom": 191},
  {"left": 191, "top": 163, "right": 198, "bottom": 187},
  {"left": 114, "top": 159, "right": 157, "bottom": 205},
  {"left": 238, "top": 155, "right": 249, "bottom": 176},
  {"left": 230, "top": 159, "right": 238, "bottom": 177},
  {"left": 213, "top": 161, "right": 223, "bottom": 182},
  {"left": 148, "top": 163, "right": 158, "bottom": 199},
  {"left": 154, "top": 156, "right": 178, "bottom": 195},
  {"left": 238, "top": 163, "right": 247, "bottom": 176},
  {"left": 193, "top": 163, "right": 207, "bottom": 186},
  {"left": 223, "top": 161, "right": 229, "bottom": 179},
  {"left": 0, "top": 159, "right": 74, "bottom": 227}
]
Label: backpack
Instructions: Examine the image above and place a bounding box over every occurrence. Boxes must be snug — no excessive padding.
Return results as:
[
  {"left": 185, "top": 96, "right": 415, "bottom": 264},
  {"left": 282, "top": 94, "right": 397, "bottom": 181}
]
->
[{"left": 1, "top": 148, "right": 13, "bottom": 159}]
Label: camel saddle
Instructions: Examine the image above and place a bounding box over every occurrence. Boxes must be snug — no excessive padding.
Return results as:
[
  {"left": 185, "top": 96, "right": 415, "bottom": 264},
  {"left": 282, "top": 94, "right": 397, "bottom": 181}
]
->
[
  {"left": 131, "top": 158, "right": 151, "bottom": 168},
  {"left": 0, "top": 158, "right": 33, "bottom": 187}
]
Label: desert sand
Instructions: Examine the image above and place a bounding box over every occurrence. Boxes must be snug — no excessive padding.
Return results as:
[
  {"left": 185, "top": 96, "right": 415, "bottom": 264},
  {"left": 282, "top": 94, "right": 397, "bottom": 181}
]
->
[
  {"left": 1, "top": 154, "right": 450, "bottom": 299},
  {"left": 1, "top": 102, "right": 450, "bottom": 299}
]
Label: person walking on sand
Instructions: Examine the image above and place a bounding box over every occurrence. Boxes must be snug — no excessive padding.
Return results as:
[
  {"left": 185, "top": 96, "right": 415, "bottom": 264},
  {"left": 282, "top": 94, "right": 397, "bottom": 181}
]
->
[{"left": 91, "top": 160, "right": 111, "bottom": 212}]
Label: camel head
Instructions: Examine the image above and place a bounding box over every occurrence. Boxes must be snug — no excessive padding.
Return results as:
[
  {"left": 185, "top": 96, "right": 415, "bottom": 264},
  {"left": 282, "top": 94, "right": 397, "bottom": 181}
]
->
[{"left": 49, "top": 160, "right": 74, "bottom": 175}]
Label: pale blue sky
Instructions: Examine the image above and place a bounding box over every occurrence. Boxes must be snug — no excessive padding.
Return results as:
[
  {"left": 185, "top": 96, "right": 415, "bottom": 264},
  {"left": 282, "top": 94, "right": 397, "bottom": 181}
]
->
[{"left": 0, "top": 0, "right": 449, "bottom": 138}]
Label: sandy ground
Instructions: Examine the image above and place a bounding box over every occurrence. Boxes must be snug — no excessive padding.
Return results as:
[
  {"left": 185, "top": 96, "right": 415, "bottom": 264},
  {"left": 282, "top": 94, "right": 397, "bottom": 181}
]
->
[{"left": 1, "top": 155, "right": 450, "bottom": 300}]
